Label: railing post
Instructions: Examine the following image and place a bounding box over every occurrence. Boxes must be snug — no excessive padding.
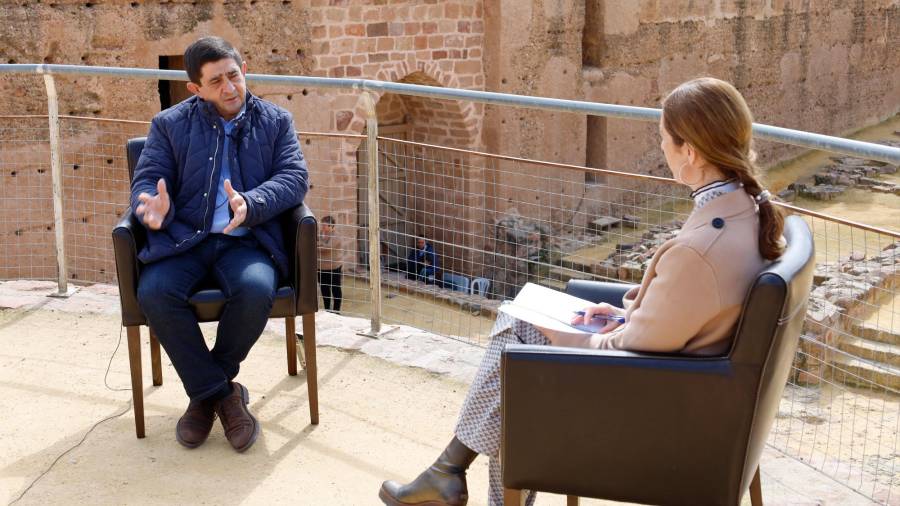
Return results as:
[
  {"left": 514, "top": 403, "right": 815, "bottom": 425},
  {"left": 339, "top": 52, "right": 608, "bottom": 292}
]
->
[
  {"left": 362, "top": 91, "right": 382, "bottom": 334},
  {"left": 40, "top": 69, "right": 73, "bottom": 297}
]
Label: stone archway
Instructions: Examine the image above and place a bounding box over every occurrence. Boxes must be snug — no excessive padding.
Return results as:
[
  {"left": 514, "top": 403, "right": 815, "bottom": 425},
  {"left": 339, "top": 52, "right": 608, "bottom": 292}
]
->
[{"left": 345, "top": 62, "right": 485, "bottom": 279}]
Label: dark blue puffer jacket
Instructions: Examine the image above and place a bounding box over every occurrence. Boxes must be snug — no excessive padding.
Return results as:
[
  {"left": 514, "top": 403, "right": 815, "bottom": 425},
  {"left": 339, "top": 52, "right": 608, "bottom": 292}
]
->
[{"left": 130, "top": 92, "right": 309, "bottom": 277}]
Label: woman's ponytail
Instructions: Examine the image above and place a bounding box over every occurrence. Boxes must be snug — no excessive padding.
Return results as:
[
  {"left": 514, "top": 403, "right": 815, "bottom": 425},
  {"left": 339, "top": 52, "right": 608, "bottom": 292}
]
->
[
  {"left": 731, "top": 163, "right": 784, "bottom": 260},
  {"left": 662, "top": 77, "right": 785, "bottom": 261}
]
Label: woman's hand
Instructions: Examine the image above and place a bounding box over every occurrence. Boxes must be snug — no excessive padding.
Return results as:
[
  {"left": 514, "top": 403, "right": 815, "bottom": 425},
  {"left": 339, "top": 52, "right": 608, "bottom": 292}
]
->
[{"left": 570, "top": 303, "right": 625, "bottom": 334}]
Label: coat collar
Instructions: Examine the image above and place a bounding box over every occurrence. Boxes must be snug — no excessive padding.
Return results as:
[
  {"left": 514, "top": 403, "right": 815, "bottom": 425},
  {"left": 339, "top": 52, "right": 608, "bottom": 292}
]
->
[
  {"left": 682, "top": 189, "right": 757, "bottom": 232},
  {"left": 197, "top": 91, "right": 258, "bottom": 134}
]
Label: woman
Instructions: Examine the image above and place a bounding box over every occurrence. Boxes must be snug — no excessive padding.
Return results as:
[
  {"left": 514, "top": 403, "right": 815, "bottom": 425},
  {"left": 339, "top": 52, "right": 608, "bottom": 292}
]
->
[{"left": 378, "top": 77, "right": 784, "bottom": 506}]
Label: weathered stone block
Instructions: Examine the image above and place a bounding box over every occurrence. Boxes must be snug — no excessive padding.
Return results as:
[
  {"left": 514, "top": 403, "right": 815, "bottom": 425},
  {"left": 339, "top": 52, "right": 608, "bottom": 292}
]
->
[
  {"left": 800, "top": 184, "right": 846, "bottom": 200},
  {"left": 871, "top": 185, "right": 897, "bottom": 194},
  {"left": 856, "top": 176, "right": 882, "bottom": 186},
  {"left": 366, "top": 22, "right": 388, "bottom": 37},
  {"left": 621, "top": 214, "right": 641, "bottom": 228},
  {"left": 617, "top": 261, "right": 643, "bottom": 282},
  {"left": 587, "top": 216, "right": 621, "bottom": 234},
  {"left": 777, "top": 188, "right": 797, "bottom": 202}
]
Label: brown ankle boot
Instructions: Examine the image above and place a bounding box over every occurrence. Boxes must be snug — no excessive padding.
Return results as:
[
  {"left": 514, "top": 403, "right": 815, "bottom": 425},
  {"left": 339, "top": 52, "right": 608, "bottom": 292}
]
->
[
  {"left": 175, "top": 398, "right": 216, "bottom": 449},
  {"left": 214, "top": 382, "right": 260, "bottom": 452},
  {"left": 379, "top": 437, "right": 477, "bottom": 506}
]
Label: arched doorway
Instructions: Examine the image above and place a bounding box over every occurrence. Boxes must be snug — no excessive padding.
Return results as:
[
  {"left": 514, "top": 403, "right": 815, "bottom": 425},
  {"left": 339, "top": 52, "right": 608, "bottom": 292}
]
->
[{"left": 355, "top": 71, "right": 480, "bottom": 278}]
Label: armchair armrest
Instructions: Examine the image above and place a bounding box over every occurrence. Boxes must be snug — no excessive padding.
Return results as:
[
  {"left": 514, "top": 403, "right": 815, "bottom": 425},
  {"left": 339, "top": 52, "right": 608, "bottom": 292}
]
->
[
  {"left": 565, "top": 279, "right": 636, "bottom": 306},
  {"left": 500, "top": 344, "right": 755, "bottom": 503},
  {"left": 112, "top": 208, "right": 147, "bottom": 327},
  {"left": 283, "top": 203, "right": 317, "bottom": 315}
]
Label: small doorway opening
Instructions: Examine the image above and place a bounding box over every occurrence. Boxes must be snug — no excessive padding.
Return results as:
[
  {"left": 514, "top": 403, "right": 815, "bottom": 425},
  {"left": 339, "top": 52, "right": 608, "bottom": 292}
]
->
[
  {"left": 585, "top": 115, "right": 608, "bottom": 184},
  {"left": 158, "top": 55, "right": 193, "bottom": 110}
]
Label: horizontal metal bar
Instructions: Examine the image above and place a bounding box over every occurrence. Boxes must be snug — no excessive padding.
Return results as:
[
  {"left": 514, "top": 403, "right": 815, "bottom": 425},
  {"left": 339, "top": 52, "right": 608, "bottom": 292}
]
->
[
  {"left": 2, "top": 63, "right": 899, "bottom": 164},
  {"left": 773, "top": 201, "right": 900, "bottom": 239},
  {"left": 376, "top": 135, "right": 680, "bottom": 183},
  {"left": 0, "top": 114, "right": 151, "bottom": 125},
  {"left": 2, "top": 111, "right": 897, "bottom": 236},
  {"left": 9, "top": 63, "right": 190, "bottom": 81},
  {"left": 297, "top": 131, "right": 366, "bottom": 140},
  {"left": 753, "top": 124, "right": 900, "bottom": 165}
]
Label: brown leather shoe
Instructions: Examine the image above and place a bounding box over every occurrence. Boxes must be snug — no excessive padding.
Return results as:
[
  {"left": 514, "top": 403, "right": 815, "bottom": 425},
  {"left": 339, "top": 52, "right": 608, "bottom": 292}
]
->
[
  {"left": 214, "top": 382, "right": 260, "bottom": 452},
  {"left": 175, "top": 398, "right": 216, "bottom": 449}
]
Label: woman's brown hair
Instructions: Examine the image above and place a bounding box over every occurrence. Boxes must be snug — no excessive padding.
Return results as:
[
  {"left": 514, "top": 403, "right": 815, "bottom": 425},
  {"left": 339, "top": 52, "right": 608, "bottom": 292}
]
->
[{"left": 662, "top": 77, "right": 784, "bottom": 260}]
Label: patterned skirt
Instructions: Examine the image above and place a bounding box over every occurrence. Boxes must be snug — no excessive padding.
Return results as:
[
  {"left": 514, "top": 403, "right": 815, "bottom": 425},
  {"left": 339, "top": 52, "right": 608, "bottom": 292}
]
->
[{"left": 454, "top": 312, "right": 549, "bottom": 506}]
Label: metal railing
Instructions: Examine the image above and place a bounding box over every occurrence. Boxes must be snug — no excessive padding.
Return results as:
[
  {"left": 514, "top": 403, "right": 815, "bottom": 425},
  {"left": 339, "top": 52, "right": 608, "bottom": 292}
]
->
[
  {"left": 0, "top": 65, "right": 898, "bottom": 504},
  {"left": 3, "top": 63, "right": 900, "bottom": 165}
]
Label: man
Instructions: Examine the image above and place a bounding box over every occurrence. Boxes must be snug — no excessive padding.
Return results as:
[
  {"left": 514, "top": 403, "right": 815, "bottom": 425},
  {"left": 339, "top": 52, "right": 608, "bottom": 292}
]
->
[
  {"left": 405, "top": 234, "right": 439, "bottom": 282},
  {"left": 317, "top": 215, "right": 344, "bottom": 313},
  {"left": 132, "top": 36, "right": 308, "bottom": 452}
]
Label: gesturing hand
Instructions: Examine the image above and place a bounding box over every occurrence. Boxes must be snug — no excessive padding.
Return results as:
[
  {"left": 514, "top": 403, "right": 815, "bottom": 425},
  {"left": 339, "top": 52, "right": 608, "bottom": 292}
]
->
[
  {"left": 222, "top": 179, "right": 247, "bottom": 234},
  {"left": 136, "top": 178, "right": 170, "bottom": 230}
]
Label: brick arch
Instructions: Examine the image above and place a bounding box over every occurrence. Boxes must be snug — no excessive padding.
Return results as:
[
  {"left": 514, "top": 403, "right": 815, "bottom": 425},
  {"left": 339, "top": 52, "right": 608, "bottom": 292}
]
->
[
  {"left": 338, "top": 60, "right": 482, "bottom": 150},
  {"left": 333, "top": 61, "right": 486, "bottom": 279}
]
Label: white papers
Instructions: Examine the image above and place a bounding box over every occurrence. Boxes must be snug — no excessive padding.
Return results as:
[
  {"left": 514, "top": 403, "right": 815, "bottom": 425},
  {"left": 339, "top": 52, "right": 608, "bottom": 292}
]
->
[{"left": 498, "top": 283, "right": 605, "bottom": 337}]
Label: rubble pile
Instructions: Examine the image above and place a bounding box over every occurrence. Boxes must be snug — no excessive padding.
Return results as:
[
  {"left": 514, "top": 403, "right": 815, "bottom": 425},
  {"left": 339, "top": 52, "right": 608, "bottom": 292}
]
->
[
  {"left": 593, "top": 221, "right": 682, "bottom": 281},
  {"left": 778, "top": 145, "right": 899, "bottom": 202},
  {"left": 793, "top": 241, "right": 900, "bottom": 385}
]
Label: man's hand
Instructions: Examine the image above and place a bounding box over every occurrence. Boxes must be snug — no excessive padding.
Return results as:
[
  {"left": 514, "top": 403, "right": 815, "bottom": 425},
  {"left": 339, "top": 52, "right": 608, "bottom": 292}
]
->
[
  {"left": 136, "top": 178, "right": 170, "bottom": 230},
  {"left": 222, "top": 179, "right": 247, "bottom": 234}
]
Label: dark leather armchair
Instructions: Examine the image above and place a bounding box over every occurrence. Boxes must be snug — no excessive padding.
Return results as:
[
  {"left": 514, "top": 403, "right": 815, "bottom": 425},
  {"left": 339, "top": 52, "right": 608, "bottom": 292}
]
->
[
  {"left": 112, "top": 137, "right": 319, "bottom": 439},
  {"left": 501, "top": 215, "right": 815, "bottom": 506}
]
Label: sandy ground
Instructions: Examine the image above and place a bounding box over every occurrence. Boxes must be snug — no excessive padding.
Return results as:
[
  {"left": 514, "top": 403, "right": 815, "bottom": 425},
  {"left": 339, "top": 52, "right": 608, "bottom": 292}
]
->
[{"left": 0, "top": 281, "right": 884, "bottom": 505}]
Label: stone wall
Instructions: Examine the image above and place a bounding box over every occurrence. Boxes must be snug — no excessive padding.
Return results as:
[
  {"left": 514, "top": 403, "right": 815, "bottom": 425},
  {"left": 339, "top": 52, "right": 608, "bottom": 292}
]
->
[
  {"left": 1, "top": 0, "right": 898, "bottom": 281},
  {"left": 582, "top": 0, "right": 900, "bottom": 177},
  {"left": 0, "top": 0, "right": 488, "bottom": 277},
  {"left": 2, "top": 1, "right": 898, "bottom": 170}
]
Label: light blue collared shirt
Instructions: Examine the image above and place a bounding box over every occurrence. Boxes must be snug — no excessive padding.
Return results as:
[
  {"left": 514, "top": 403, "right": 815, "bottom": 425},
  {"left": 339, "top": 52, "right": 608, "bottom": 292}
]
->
[{"left": 211, "top": 105, "right": 249, "bottom": 236}]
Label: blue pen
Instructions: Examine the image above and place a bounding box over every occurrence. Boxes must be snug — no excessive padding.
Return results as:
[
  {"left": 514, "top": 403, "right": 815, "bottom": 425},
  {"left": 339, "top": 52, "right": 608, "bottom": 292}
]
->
[{"left": 574, "top": 310, "right": 626, "bottom": 324}]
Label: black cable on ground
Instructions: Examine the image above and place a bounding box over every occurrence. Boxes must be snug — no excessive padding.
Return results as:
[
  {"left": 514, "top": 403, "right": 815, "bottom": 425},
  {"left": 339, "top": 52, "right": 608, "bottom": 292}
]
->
[{"left": 8, "top": 325, "right": 133, "bottom": 506}]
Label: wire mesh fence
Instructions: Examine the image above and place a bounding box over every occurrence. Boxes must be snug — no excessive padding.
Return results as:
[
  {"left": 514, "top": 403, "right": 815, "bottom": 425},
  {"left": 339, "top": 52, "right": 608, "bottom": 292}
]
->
[
  {"left": 358, "top": 136, "right": 692, "bottom": 343},
  {"left": 301, "top": 132, "right": 371, "bottom": 322},
  {"left": 0, "top": 116, "right": 56, "bottom": 281},
  {"left": 773, "top": 212, "right": 899, "bottom": 503},
  {"left": 0, "top": 116, "right": 149, "bottom": 284},
  {"left": 0, "top": 115, "right": 898, "bottom": 504},
  {"left": 60, "top": 117, "right": 149, "bottom": 283}
]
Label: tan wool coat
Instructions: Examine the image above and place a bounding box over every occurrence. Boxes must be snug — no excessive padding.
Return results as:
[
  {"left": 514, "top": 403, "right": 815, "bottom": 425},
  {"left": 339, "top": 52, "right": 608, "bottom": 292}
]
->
[{"left": 589, "top": 190, "right": 768, "bottom": 355}]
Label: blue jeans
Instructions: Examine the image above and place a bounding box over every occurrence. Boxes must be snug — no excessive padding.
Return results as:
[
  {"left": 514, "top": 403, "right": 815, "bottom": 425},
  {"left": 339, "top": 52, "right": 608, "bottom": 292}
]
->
[{"left": 137, "top": 234, "right": 276, "bottom": 401}]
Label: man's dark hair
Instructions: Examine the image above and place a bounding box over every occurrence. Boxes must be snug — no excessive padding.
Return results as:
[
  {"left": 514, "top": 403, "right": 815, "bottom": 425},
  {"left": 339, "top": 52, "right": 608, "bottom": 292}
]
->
[
  {"left": 321, "top": 215, "right": 336, "bottom": 225},
  {"left": 184, "top": 36, "right": 243, "bottom": 85}
]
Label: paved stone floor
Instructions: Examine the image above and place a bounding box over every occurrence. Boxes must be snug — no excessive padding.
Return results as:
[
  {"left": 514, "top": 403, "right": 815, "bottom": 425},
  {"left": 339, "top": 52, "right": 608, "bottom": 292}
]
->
[{"left": 0, "top": 280, "right": 881, "bottom": 505}]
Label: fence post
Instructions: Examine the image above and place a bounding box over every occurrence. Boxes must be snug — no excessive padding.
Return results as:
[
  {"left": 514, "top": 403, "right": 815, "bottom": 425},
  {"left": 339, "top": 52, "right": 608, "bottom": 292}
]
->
[
  {"left": 362, "top": 91, "right": 382, "bottom": 334},
  {"left": 40, "top": 70, "right": 73, "bottom": 297}
]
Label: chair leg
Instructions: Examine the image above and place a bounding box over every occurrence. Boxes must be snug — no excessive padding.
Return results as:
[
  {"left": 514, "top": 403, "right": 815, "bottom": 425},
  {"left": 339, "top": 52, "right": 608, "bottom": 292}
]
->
[
  {"left": 750, "top": 465, "right": 763, "bottom": 506},
  {"left": 302, "top": 312, "right": 318, "bottom": 425},
  {"left": 149, "top": 328, "right": 162, "bottom": 387},
  {"left": 285, "top": 316, "right": 297, "bottom": 376},
  {"left": 126, "top": 326, "right": 145, "bottom": 439},
  {"left": 297, "top": 333, "right": 307, "bottom": 369},
  {"left": 503, "top": 488, "right": 524, "bottom": 505},
  {"left": 567, "top": 495, "right": 579, "bottom": 505}
]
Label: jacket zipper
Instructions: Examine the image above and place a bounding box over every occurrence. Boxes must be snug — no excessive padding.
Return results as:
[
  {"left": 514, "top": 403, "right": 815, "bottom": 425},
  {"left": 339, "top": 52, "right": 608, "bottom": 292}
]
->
[{"left": 174, "top": 123, "right": 221, "bottom": 248}]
